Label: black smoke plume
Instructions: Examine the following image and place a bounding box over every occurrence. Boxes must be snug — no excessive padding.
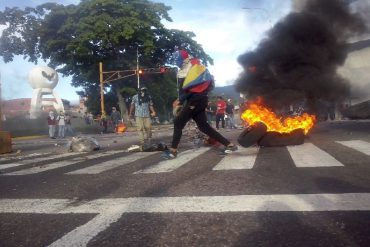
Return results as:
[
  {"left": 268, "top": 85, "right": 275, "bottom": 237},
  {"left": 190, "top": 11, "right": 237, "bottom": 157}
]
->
[{"left": 236, "top": 0, "right": 368, "bottom": 113}]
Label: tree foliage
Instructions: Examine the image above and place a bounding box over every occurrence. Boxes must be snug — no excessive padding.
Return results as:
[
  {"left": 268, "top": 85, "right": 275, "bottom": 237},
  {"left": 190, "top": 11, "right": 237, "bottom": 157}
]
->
[{"left": 0, "top": 0, "right": 212, "bottom": 119}]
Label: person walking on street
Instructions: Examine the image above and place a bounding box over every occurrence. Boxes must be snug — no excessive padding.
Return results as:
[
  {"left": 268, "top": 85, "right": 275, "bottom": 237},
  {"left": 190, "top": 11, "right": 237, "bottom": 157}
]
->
[
  {"left": 226, "top": 99, "right": 236, "bottom": 129},
  {"left": 162, "top": 49, "right": 237, "bottom": 159},
  {"left": 110, "top": 107, "right": 121, "bottom": 133},
  {"left": 129, "top": 86, "right": 156, "bottom": 145},
  {"left": 56, "top": 111, "right": 66, "bottom": 138},
  {"left": 47, "top": 111, "right": 56, "bottom": 139},
  {"left": 216, "top": 96, "right": 226, "bottom": 130}
]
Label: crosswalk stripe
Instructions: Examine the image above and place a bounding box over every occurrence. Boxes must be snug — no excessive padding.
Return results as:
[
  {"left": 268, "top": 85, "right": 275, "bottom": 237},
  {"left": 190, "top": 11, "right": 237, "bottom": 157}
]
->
[
  {"left": 213, "top": 146, "right": 259, "bottom": 170},
  {"left": 135, "top": 147, "right": 210, "bottom": 174},
  {"left": 0, "top": 163, "right": 26, "bottom": 170},
  {"left": 336, "top": 140, "right": 370, "bottom": 156},
  {"left": 2, "top": 193, "right": 370, "bottom": 214},
  {"left": 3, "top": 193, "right": 369, "bottom": 247},
  {"left": 287, "top": 143, "right": 344, "bottom": 167},
  {"left": 0, "top": 152, "right": 78, "bottom": 171},
  {"left": 48, "top": 210, "right": 123, "bottom": 247},
  {"left": 0, "top": 152, "right": 51, "bottom": 162},
  {"left": 1, "top": 150, "right": 125, "bottom": 175},
  {"left": 67, "top": 152, "right": 155, "bottom": 174}
]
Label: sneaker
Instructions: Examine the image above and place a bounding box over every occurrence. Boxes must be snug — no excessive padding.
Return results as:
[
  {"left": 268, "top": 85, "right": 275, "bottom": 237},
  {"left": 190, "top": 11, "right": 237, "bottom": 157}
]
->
[
  {"left": 161, "top": 149, "right": 177, "bottom": 159},
  {"left": 220, "top": 144, "right": 238, "bottom": 155}
]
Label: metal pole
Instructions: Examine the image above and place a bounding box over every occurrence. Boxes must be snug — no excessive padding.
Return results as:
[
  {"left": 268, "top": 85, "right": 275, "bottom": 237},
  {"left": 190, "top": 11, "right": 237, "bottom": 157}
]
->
[
  {"left": 99, "top": 62, "right": 105, "bottom": 115},
  {"left": 136, "top": 47, "right": 140, "bottom": 89}
]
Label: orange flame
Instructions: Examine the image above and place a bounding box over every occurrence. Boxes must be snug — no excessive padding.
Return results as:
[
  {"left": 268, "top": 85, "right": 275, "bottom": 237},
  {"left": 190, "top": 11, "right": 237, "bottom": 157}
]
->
[
  {"left": 116, "top": 123, "right": 127, "bottom": 133},
  {"left": 241, "top": 102, "right": 316, "bottom": 134}
]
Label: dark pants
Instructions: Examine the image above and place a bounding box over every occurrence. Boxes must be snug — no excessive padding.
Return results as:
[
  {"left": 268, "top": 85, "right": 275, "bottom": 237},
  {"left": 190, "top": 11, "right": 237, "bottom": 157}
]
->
[
  {"left": 171, "top": 97, "right": 230, "bottom": 149},
  {"left": 216, "top": 114, "right": 225, "bottom": 129}
]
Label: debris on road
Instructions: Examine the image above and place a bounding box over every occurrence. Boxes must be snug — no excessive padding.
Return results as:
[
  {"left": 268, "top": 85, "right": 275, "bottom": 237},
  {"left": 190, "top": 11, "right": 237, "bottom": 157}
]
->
[
  {"left": 67, "top": 136, "right": 100, "bottom": 152},
  {"left": 127, "top": 142, "right": 167, "bottom": 152}
]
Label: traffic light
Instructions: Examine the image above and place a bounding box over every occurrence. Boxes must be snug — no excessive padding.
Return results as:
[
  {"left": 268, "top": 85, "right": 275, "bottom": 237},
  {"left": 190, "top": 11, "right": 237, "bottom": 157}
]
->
[{"left": 138, "top": 69, "right": 143, "bottom": 74}]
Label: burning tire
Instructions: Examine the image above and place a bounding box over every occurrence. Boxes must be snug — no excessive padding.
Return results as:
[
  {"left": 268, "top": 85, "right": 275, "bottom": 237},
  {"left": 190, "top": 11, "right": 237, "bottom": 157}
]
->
[
  {"left": 237, "top": 122, "right": 267, "bottom": 148},
  {"left": 258, "top": 128, "right": 305, "bottom": 147}
]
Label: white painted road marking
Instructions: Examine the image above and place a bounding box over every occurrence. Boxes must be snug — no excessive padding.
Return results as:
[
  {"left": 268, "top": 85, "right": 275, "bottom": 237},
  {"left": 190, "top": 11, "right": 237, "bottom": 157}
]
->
[
  {"left": 1, "top": 150, "right": 125, "bottom": 175},
  {"left": 0, "top": 152, "right": 79, "bottom": 171},
  {"left": 213, "top": 146, "right": 259, "bottom": 170},
  {"left": 1, "top": 194, "right": 370, "bottom": 246},
  {"left": 287, "top": 143, "right": 344, "bottom": 167},
  {"left": 336, "top": 140, "right": 370, "bottom": 156},
  {"left": 2, "top": 193, "right": 370, "bottom": 214},
  {"left": 0, "top": 152, "right": 51, "bottom": 162},
  {"left": 48, "top": 210, "right": 123, "bottom": 247},
  {"left": 2, "top": 193, "right": 370, "bottom": 247},
  {"left": 67, "top": 152, "right": 155, "bottom": 174},
  {"left": 135, "top": 147, "right": 210, "bottom": 174}
]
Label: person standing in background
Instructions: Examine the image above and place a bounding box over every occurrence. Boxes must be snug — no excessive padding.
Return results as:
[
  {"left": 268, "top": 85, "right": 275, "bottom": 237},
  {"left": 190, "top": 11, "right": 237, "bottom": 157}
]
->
[
  {"left": 65, "top": 113, "right": 74, "bottom": 136},
  {"left": 110, "top": 107, "right": 121, "bottom": 133},
  {"left": 226, "top": 99, "right": 236, "bottom": 129},
  {"left": 100, "top": 113, "right": 108, "bottom": 133},
  {"left": 47, "top": 111, "right": 56, "bottom": 139},
  {"left": 205, "top": 101, "right": 214, "bottom": 125},
  {"left": 216, "top": 96, "right": 226, "bottom": 130},
  {"left": 56, "top": 111, "right": 66, "bottom": 138},
  {"left": 129, "top": 86, "right": 156, "bottom": 145}
]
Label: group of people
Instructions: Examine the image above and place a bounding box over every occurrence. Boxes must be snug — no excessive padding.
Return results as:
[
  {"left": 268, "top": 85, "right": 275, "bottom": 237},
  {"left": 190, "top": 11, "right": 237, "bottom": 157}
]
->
[
  {"left": 47, "top": 48, "right": 238, "bottom": 160},
  {"left": 206, "top": 97, "right": 237, "bottom": 130},
  {"left": 47, "top": 111, "right": 73, "bottom": 139},
  {"left": 123, "top": 49, "right": 238, "bottom": 160}
]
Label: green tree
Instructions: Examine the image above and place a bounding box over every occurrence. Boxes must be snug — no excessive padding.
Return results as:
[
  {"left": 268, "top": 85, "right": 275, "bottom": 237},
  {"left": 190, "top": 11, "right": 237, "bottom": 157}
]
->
[{"left": 0, "top": 0, "right": 212, "bottom": 121}]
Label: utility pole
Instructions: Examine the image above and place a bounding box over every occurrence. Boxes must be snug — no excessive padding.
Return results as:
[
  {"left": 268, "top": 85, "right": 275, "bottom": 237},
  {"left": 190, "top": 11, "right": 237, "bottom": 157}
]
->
[
  {"left": 99, "top": 62, "right": 105, "bottom": 115},
  {"left": 136, "top": 47, "right": 140, "bottom": 89}
]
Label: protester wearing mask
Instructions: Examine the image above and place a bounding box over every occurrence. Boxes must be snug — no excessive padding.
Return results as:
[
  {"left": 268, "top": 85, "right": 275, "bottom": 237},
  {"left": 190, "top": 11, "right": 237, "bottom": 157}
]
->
[
  {"left": 129, "top": 86, "right": 156, "bottom": 145},
  {"left": 110, "top": 107, "right": 121, "bottom": 132}
]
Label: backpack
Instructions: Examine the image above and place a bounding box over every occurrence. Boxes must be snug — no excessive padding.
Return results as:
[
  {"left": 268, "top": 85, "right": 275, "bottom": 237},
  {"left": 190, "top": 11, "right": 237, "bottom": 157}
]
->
[{"left": 182, "top": 63, "right": 214, "bottom": 94}]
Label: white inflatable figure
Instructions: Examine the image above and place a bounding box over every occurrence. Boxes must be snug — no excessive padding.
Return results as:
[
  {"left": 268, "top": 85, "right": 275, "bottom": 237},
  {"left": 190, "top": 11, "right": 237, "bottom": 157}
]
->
[{"left": 28, "top": 66, "right": 64, "bottom": 119}]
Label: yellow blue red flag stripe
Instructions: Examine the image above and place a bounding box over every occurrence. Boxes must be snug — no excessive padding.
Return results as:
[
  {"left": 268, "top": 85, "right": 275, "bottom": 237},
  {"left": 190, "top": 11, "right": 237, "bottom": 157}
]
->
[{"left": 182, "top": 64, "right": 213, "bottom": 91}]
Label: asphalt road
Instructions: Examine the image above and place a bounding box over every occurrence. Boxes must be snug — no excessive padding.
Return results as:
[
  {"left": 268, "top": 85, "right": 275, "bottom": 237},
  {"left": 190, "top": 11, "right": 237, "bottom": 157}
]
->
[{"left": 0, "top": 120, "right": 370, "bottom": 247}]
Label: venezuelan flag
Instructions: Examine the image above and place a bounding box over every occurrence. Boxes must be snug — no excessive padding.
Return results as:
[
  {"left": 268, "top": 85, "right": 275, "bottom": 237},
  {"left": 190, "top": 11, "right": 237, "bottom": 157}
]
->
[{"left": 182, "top": 64, "right": 213, "bottom": 92}]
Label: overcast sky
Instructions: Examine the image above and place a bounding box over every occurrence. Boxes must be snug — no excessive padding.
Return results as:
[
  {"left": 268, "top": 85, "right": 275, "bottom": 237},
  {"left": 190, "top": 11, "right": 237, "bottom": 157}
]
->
[{"left": 0, "top": 0, "right": 291, "bottom": 102}]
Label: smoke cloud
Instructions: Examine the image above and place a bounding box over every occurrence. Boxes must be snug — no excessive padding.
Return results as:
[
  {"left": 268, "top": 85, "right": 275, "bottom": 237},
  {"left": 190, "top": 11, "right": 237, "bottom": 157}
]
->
[{"left": 236, "top": 0, "right": 368, "bottom": 112}]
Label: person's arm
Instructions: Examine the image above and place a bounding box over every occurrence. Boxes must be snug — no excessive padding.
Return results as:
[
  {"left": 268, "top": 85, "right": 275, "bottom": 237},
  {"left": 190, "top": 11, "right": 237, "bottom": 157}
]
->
[
  {"left": 149, "top": 105, "right": 156, "bottom": 116},
  {"left": 149, "top": 97, "right": 156, "bottom": 116}
]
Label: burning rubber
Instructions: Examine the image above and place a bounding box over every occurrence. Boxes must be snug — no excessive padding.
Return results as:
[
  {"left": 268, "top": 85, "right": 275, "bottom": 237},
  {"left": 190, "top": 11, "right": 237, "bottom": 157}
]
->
[{"left": 238, "top": 122, "right": 305, "bottom": 147}]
